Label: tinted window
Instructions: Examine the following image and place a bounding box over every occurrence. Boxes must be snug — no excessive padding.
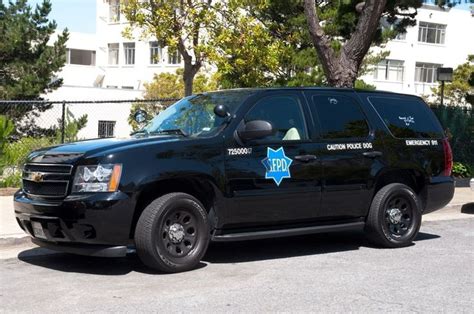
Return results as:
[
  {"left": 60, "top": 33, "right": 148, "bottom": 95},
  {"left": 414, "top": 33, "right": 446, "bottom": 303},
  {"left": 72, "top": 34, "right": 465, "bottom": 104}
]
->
[
  {"left": 144, "top": 91, "right": 253, "bottom": 137},
  {"left": 311, "top": 95, "right": 369, "bottom": 139},
  {"left": 245, "top": 95, "right": 308, "bottom": 142},
  {"left": 369, "top": 97, "right": 444, "bottom": 138}
]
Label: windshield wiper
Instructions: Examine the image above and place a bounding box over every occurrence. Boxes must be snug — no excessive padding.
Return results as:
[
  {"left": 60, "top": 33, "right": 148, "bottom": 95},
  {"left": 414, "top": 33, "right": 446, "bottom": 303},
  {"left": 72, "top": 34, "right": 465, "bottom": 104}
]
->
[
  {"left": 151, "top": 129, "right": 188, "bottom": 137},
  {"left": 130, "top": 129, "right": 149, "bottom": 136}
]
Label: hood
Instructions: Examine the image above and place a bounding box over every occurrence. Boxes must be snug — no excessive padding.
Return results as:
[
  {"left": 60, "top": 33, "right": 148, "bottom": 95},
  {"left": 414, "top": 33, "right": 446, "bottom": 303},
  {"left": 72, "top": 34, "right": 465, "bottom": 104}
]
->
[{"left": 27, "top": 136, "right": 181, "bottom": 164}]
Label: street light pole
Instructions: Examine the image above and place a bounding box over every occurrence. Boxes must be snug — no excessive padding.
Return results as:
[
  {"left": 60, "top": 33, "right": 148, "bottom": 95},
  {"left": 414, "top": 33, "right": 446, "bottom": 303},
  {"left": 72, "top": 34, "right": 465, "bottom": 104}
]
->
[
  {"left": 440, "top": 81, "right": 445, "bottom": 107},
  {"left": 437, "top": 67, "right": 453, "bottom": 107}
]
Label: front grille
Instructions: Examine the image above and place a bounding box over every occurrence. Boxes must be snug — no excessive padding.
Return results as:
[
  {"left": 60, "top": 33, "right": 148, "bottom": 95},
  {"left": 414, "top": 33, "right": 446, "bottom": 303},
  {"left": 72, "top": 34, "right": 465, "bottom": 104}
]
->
[
  {"left": 22, "top": 163, "right": 73, "bottom": 198},
  {"left": 24, "top": 164, "right": 73, "bottom": 174}
]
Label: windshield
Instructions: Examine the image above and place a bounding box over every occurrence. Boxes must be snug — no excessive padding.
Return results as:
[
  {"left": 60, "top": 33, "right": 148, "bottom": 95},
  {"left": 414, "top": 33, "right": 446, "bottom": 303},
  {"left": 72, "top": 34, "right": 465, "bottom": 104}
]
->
[{"left": 142, "top": 91, "right": 253, "bottom": 137}]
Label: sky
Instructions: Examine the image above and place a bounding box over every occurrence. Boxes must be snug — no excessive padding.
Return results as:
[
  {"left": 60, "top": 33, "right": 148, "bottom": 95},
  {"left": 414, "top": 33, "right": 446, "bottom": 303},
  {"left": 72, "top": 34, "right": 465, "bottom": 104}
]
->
[
  {"left": 26, "top": 0, "right": 472, "bottom": 35},
  {"left": 28, "top": 0, "right": 96, "bottom": 34}
]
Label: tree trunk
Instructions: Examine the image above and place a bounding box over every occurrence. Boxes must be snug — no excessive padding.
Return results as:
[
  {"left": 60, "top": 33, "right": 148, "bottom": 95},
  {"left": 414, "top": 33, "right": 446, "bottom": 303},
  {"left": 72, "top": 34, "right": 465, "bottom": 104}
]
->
[
  {"left": 181, "top": 59, "right": 202, "bottom": 96},
  {"left": 326, "top": 56, "right": 359, "bottom": 88},
  {"left": 304, "top": 0, "right": 387, "bottom": 88}
]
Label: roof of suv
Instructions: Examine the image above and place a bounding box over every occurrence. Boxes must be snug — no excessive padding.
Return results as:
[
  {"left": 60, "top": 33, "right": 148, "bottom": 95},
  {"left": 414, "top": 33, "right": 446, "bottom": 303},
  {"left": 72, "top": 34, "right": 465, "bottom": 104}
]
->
[{"left": 202, "top": 87, "right": 422, "bottom": 99}]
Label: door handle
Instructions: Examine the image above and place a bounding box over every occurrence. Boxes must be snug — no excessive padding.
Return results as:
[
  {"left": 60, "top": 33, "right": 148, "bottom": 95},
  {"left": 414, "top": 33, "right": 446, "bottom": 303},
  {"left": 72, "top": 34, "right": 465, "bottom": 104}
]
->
[
  {"left": 294, "top": 154, "right": 318, "bottom": 162},
  {"left": 362, "top": 151, "right": 383, "bottom": 158}
]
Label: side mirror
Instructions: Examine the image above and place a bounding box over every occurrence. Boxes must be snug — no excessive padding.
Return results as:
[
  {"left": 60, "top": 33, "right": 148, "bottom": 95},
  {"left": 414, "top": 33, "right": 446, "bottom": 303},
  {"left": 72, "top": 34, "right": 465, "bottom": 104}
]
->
[
  {"left": 214, "top": 104, "right": 230, "bottom": 118},
  {"left": 134, "top": 109, "right": 148, "bottom": 124},
  {"left": 237, "top": 120, "right": 274, "bottom": 141}
]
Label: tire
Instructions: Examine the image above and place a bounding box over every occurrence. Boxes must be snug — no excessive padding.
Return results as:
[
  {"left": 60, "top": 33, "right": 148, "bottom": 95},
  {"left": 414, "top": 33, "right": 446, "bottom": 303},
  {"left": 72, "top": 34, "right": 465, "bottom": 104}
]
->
[
  {"left": 134, "top": 192, "right": 210, "bottom": 273},
  {"left": 365, "top": 183, "right": 422, "bottom": 248}
]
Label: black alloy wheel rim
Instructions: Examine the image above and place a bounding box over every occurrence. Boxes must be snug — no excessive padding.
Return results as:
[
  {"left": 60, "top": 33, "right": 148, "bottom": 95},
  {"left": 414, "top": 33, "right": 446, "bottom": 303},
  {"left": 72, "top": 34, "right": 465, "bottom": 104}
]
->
[
  {"left": 160, "top": 210, "right": 198, "bottom": 257},
  {"left": 384, "top": 195, "right": 413, "bottom": 237}
]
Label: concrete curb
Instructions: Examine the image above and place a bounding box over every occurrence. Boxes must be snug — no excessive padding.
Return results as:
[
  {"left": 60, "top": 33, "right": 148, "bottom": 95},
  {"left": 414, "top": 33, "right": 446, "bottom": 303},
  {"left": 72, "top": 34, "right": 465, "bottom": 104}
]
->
[{"left": 0, "top": 236, "right": 31, "bottom": 248}]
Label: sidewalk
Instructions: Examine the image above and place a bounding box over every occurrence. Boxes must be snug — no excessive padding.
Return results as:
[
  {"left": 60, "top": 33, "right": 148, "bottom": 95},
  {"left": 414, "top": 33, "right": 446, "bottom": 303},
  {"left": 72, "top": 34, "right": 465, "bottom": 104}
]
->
[{"left": 1, "top": 188, "right": 473, "bottom": 240}]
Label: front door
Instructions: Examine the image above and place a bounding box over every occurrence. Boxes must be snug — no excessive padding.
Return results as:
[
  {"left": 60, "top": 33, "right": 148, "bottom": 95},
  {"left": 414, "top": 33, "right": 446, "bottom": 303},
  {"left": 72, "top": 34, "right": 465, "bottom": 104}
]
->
[{"left": 223, "top": 91, "right": 322, "bottom": 230}]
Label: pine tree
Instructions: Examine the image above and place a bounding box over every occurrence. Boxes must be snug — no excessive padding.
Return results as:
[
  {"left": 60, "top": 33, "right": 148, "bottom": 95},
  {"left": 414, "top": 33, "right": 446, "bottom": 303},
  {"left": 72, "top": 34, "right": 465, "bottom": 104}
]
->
[{"left": 0, "top": 0, "right": 68, "bottom": 135}]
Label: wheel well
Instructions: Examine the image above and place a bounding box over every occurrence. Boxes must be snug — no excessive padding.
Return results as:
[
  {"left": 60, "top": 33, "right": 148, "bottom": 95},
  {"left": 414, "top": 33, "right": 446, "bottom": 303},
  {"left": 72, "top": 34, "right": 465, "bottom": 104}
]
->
[
  {"left": 374, "top": 169, "right": 427, "bottom": 208},
  {"left": 129, "top": 177, "right": 216, "bottom": 239}
]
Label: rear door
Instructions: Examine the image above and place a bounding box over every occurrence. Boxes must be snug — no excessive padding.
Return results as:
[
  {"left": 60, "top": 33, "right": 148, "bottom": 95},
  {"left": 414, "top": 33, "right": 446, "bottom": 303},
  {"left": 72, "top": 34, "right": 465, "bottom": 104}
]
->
[{"left": 305, "top": 91, "right": 378, "bottom": 219}]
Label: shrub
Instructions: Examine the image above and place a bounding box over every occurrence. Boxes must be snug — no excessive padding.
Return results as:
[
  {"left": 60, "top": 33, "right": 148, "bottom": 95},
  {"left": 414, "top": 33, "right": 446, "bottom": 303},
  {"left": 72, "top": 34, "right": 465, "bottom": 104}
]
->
[
  {"left": 3, "top": 137, "right": 54, "bottom": 170},
  {"left": 0, "top": 172, "right": 22, "bottom": 188},
  {"left": 452, "top": 162, "right": 472, "bottom": 178}
]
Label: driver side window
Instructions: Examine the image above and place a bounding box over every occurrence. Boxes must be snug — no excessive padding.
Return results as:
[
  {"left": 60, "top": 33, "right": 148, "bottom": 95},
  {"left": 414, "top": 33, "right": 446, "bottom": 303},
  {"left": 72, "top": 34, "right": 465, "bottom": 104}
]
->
[{"left": 244, "top": 95, "right": 308, "bottom": 142}]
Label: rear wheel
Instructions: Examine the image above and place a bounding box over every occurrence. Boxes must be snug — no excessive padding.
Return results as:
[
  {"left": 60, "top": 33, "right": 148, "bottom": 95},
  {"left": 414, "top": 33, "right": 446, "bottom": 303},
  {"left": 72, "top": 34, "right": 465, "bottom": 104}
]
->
[
  {"left": 365, "top": 183, "right": 421, "bottom": 248},
  {"left": 135, "top": 193, "right": 210, "bottom": 273}
]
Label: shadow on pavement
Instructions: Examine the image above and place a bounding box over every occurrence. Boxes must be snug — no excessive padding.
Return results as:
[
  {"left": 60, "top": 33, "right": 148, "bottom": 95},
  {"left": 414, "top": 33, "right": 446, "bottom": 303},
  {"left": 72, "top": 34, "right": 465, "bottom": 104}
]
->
[
  {"left": 17, "top": 230, "right": 440, "bottom": 275},
  {"left": 461, "top": 203, "right": 474, "bottom": 214},
  {"left": 17, "top": 250, "right": 194, "bottom": 275}
]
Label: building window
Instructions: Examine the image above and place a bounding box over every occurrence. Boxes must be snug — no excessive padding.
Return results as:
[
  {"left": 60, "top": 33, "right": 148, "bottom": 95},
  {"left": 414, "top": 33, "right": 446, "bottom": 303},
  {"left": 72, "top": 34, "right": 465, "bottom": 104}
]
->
[
  {"left": 121, "top": 86, "right": 134, "bottom": 90},
  {"left": 109, "top": 0, "right": 120, "bottom": 22},
  {"left": 98, "top": 121, "right": 116, "bottom": 138},
  {"left": 418, "top": 22, "right": 446, "bottom": 44},
  {"left": 380, "top": 18, "right": 406, "bottom": 41},
  {"left": 150, "top": 41, "right": 162, "bottom": 64},
  {"left": 415, "top": 62, "right": 441, "bottom": 83},
  {"left": 66, "top": 49, "right": 96, "bottom": 66},
  {"left": 168, "top": 50, "right": 181, "bottom": 64},
  {"left": 374, "top": 60, "right": 404, "bottom": 82},
  {"left": 108, "top": 43, "right": 119, "bottom": 65},
  {"left": 124, "top": 42, "right": 135, "bottom": 65},
  {"left": 395, "top": 32, "right": 406, "bottom": 41}
]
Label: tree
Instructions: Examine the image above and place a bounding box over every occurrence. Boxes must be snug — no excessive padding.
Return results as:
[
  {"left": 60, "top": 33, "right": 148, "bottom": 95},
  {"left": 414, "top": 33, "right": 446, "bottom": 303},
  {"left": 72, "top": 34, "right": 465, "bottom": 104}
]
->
[
  {"left": 430, "top": 55, "right": 474, "bottom": 107},
  {"left": 123, "top": 0, "right": 222, "bottom": 96},
  {"left": 303, "top": 0, "right": 426, "bottom": 88},
  {"left": 0, "top": 0, "right": 68, "bottom": 99},
  {"left": 0, "top": 0, "right": 68, "bottom": 135},
  {"left": 215, "top": 0, "right": 387, "bottom": 89},
  {"left": 235, "top": 0, "right": 324, "bottom": 87},
  {"left": 128, "top": 70, "right": 217, "bottom": 130},
  {"left": 212, "top": 10, "right": 284, "bottom": 88},
  {"left": 55, "top": 108, "right": 88, "bottom": 143}
]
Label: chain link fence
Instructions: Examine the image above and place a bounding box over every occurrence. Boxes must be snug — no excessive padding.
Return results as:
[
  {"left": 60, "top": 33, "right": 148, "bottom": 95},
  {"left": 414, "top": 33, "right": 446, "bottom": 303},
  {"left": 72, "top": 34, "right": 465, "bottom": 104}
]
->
[{"left": 0, "top": 98, "right": 178, "bottom": 187}]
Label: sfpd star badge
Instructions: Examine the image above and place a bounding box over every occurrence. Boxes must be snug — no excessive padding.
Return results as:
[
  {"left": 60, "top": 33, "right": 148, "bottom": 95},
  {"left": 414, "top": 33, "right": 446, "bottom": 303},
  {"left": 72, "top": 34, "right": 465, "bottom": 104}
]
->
[{"left": 261, "top": 147, "right": 293, "bottom": 186}]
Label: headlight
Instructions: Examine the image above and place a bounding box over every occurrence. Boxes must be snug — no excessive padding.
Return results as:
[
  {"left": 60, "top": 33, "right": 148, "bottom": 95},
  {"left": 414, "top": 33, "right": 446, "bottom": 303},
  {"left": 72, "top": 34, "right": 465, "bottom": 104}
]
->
[{"left": 72, "top": 164, "right": 122, "bottom": 193}]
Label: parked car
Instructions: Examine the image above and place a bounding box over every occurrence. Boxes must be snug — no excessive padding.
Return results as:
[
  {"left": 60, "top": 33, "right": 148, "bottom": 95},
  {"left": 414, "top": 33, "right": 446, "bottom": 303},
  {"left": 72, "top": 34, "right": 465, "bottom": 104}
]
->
[{"left": 14, "top": 88, "right": 454, "bottom": 272}]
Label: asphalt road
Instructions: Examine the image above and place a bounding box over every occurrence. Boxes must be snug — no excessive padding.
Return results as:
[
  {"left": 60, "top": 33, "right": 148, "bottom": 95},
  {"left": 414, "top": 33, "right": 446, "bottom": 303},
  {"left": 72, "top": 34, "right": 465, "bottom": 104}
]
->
[{"left": 1, "top": 218, "right": 473, "bottom": 312}]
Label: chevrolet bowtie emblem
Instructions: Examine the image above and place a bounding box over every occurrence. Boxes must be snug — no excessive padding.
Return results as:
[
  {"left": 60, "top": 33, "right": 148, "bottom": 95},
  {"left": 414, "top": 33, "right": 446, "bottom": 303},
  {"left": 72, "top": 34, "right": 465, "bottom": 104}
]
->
[{"left": 31, "top": 172, "right": 44, "bottom": 182}]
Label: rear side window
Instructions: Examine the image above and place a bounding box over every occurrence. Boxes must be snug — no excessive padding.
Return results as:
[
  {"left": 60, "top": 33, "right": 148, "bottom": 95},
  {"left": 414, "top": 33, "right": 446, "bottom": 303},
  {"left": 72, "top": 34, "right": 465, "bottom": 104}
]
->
[
  {"left": 311, "top": 95, "right": 369, "bottom": 139},
  {"left": 369, "top": 97, "right": 444, "bottom": 139}
]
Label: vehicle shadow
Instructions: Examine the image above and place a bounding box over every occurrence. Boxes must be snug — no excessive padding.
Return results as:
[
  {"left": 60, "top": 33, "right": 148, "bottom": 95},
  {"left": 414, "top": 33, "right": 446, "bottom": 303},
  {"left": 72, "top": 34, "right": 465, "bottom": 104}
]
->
[
  {"left": 17, "top": 230, "right": 440, "bottom": 275},
  {"left": 461, "top": 202, "right": 474, "bottom": 214}
]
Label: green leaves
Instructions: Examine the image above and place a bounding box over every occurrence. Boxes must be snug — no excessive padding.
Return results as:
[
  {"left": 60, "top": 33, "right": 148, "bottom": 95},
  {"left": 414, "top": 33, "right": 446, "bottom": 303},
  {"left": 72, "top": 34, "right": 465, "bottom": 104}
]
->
[
  {"left": 430, "top": 57, "right": 474, "bottom": 107},
  {"left": 0, "top": 0, "right": 68, "bottom": 100}
]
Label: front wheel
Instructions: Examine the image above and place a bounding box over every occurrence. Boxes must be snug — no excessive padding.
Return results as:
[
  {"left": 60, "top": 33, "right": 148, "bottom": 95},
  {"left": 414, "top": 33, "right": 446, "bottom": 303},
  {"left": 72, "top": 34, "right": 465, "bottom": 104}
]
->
[
  {"left": 365, "top": 183, "right": 422, "bottom": 248},
  {"left": 135, "top": 193, "right": 210, "bottom": 273}
]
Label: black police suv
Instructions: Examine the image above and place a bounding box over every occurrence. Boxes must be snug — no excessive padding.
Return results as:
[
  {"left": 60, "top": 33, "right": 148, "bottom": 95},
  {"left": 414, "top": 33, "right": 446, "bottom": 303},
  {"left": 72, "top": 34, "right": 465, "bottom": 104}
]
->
[{"left": 14, "top": 88, "right": 455, "bottom": 273}]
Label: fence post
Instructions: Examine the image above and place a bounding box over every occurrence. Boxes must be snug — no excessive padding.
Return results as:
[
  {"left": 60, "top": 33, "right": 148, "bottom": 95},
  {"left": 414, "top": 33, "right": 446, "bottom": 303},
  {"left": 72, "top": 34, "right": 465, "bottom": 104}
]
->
[{"left": 61, "top": 101, "right": 66, "bottom": 144}]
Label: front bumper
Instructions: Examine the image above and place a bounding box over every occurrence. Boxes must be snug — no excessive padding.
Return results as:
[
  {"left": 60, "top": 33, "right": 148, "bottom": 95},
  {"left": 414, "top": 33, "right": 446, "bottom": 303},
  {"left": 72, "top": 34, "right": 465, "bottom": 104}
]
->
[{"left": 14, "top": 190, "right": 135, "bottom": 247}]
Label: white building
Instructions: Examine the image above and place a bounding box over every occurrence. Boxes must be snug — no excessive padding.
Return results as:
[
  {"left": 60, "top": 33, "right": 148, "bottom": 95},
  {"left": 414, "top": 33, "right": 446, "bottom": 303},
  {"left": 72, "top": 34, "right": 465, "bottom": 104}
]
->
[
  {"left": 42, "top": 31, "right": 144, "bottom": 139},
  {"left": 43, "top": 1, "right": 473, "bottom": 139},
  {"left": 361, "top": 3, "right": 474, "bottom": 98},
  {"left": 42, "top": 0, "right": 191, "bottom": 139},
  {"left": 95, "top": 0, "right": 185, "bottom": 90}
]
